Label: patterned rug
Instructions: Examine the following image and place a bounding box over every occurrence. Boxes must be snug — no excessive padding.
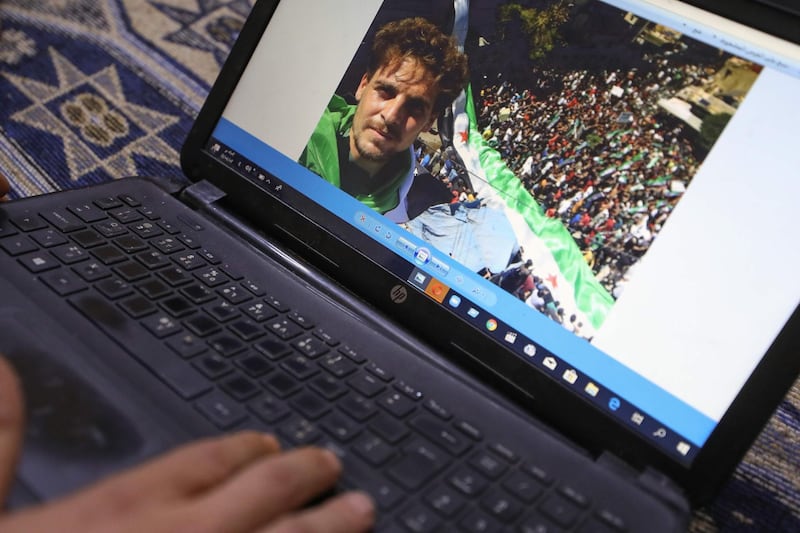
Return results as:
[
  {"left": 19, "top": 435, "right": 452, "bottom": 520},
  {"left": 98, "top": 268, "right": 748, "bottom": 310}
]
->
[{"left": 0, "top": 1, "right": 798, "bottom": 530}]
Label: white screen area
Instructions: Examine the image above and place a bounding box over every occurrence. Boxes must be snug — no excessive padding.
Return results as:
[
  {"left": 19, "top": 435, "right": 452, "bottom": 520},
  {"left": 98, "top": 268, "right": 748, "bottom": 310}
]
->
[{"left": 222, "top": 0, "right": 800, "bottom": 422}]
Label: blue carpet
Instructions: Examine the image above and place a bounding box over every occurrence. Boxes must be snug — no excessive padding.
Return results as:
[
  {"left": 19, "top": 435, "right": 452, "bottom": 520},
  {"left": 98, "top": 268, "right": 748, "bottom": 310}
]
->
[{"left": 0, "top": 1, "right": 798, "bottom": 530}]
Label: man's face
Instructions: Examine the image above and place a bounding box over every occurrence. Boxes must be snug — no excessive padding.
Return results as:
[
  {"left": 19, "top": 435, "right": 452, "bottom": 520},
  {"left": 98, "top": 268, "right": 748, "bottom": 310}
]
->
[{"left": 350, "top": 58, "right": 439, "bottom": 175}]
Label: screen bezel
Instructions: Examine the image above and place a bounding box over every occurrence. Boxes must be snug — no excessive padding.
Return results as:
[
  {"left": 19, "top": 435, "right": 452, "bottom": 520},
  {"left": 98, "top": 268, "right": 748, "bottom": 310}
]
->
[{"left": 181, "top": 0, "right": 800, "bottom": 506}]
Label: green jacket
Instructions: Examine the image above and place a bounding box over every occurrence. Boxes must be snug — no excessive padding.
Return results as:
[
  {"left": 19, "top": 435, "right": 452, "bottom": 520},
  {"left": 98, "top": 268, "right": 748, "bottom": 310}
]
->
[{"left": 298, "top": 95, "right": 414, "bottom": 222}]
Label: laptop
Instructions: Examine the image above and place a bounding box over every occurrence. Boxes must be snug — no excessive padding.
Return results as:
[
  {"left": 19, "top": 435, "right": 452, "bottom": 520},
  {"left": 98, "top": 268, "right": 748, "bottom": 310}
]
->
[{"left": 1, "top": 0, "right": 798, "bottom": 530}]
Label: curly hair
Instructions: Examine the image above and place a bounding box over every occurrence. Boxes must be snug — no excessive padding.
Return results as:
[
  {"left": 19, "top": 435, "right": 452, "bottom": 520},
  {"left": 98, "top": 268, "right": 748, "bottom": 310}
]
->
[{"left": 368, "top": 17, "right": 469, "bottom": 113}]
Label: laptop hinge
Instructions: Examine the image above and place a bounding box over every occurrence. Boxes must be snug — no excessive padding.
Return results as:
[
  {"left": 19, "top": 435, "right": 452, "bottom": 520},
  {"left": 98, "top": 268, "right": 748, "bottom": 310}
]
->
[
  {"left": 597, "top": 451, "right": 690, "bottom": 518},
  {"left": 179, "top": 179, "right": 227, "bottom": 209}
]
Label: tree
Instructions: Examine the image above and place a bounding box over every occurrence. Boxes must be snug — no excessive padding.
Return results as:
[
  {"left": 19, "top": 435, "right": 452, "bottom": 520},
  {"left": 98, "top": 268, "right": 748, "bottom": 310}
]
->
[
  {"left": 699, "top": 112, "right": 732, "bottom": 150},
  {"left": 497, "top": 1, "right": 571, "bottom": 61}
]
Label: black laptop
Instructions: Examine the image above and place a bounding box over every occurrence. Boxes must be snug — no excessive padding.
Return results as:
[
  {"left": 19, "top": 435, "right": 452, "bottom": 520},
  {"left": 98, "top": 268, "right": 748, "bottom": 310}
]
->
[{"left": 1, "top": 0, "right": 799, "bottom": 531}]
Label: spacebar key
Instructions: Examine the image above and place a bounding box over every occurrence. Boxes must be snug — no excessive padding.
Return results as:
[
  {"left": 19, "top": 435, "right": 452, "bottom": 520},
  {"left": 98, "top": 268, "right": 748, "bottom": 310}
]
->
[{"left": 69, "top": 294, "right": 212, "bottom": 399}]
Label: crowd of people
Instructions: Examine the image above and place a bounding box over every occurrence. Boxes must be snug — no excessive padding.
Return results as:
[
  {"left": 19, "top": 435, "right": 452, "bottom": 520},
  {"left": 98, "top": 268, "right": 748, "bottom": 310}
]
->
[{"left": 472, "top": 56, "right": 713, "bottom": 297}]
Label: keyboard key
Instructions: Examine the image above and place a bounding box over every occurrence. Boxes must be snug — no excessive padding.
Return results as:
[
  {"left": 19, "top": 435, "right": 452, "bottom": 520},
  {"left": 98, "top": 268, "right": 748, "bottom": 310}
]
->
[
  {"left": 70, "top": 228, "right": 105, "bottom": 248},
  {"left": 51, "top": 243, "right": 90, "bottom": 264},
  {"left": 398, "top": 505, "right": 441, "bottom": 533},
  {"left": 539, "top": 493, "right": 582, "bottom": 529},
  {"left": 136, "top": 250, "right": 170, "bottom": 269},
  {"left": 141, "top": 313, "right": 182, "bottom": 338},
  {"left": 320, "top": 353, "right": 358, "bottom": 378},
  {"left": 409, "top": 415, "right": 471, "bottom": 457},
  {"left": 254, "top": 338, "right": 292, "bottom": 360},
  {"left": 267, "top": 318, "right": 303, "bottom": 340},
  {"left": 195, "top": 266, "right": 228, "bottom": 287},
  {"left": 68, "top": 203, "right": 107, "bottom": 223},
  {"left": 353, "top": 433, "right": 395, "bottom": 466},
  {"left": 152, "top": 236, "right": 184, "bottom": 254},
  {"left": 387, "top": 440, "right": 448, "bottom": 490},
  {"left": 455, "top": 420, "right": 483, "bottom": 441},
  {"left": 339, "top": 394, "right": 377, "bottom": 422},
  {"left": 113, "top": 235, "right": 148, "bottom": 253},
  {"left": 118, "top": 193, "right": 141, "bottom": 207},
  {"left": 309, "top": 374, "right": 348, "bottom": 400},
  {"left": 130, "top": 221, "right": 162, "bottom": 238},
  {"left": 193, "top": 353, "right": 233, "bottom": 379},
  {"left": 366, "top": 362, "right": 393, "bottom": 382},
  {"left": 94, "top": 196, "right": 123, "bottom": 210},
  {"left": 279, "top": 417, "right": 321, "bottom": 446},
  {"left": 290, "top": 390, "right": 330, "bottom": 420},
  {"left": 220, "top": 374, "right": 260, "bottom": 401},
  {"left": 449, "top": 466, "right": 489, "bottom": 497},
  {"left": 360, "top": 477, "right": 403, "bottom": 511},
  {"left": 94, "top": 219, "right": 127, "bottom": 237},
  {"left": 1, "top": 235, "right": 38, "bottom": 256},
  {"left": 281, "top": 354, "right": 319, "bottom": 380},
  {"left": 173, "top": 252, "right": 206, "bottom": 270},
  {"left": 424, "top": 398, "right": 452, "bottom": 421},
  {"left": 217, "top": 283, "right": 252, "bottom": 304},
  {"left": 292, "top": 335, "right": 328, "bottom": 358},
  {"left": 167, "top": 333, "right": 208, "bottom": 359},
  {"left": 228, "top": 319, "right": 264, "bottom": 341},
  {"left": 502, "top": 471, "right": 544, "bottom": 504},
  {"left": 262, "top": 370, "right": 301, "bottom": 398},
  {"left": 207, "top": 333, "right": 246, "bottom": 358},
  {"left": 184, "top": 314, "right": 221, "bottom": 337},
  {"left": 18, "top": 252, "right": 59, "bottom": 272},
  {"left": 10, "top": 214, "right": 47, "bottom": 231},
  {"left": 481, "top": 489, "right": 522, "bottom": 523},
  {"left": 425, "top": 485, "right": 466, "bottom": 518},
  {"left": 110, "top": 207, "right": 142, "bottom": 223},
  {"left": 242, "top": 301, "right": 277, "bottom": 322},
  {"left": 118, "top": 295, "right": 157, "bottom": 318},
  {"left": 369, "top": 415, "right": 409, "bottom": 444},
  {"left": 287, "top": 310, "right": 314, "bottom": 329},
  {"left": 234, "top": 354, "right": 272, "bottom": 377},
  {"left": 248, "top": 394, "right": 291, "bottom": 424},
  {"left": 92, "top": 244, "right": 127, "bottom": 265},
  {"left": 41, "top": 209, "right": 85, "bottom": 232},
  {"left": 348, "top": 373, "right": 385, "bottom": 397},
  {"left": 264, "top": 293, "right": 289, "bottom": 312},
  {"left": 320, "top": 412, "right": 361, "bottom": 442},
  {"left": 180, "top": 283, "right": 215, "bottom": 303},
  {"left": 378, "top": 391, "right": 417, "bottom": 418},
  {"left": 459, "top": 509, "right": 500, "bottom": 533},
  {"left": 208, "top": 302, "right": 241, "bottom": 324},
  {"left": 195, "top": 392, "right": 249, "bottom": 429},
  {"left": 31, "top": 228, "right": 68, "bottom": 248},
  {"left": 96, "top": 277, "right": 133, "bottom": 299},
  {"left": 161, "top": 295, "right": 196, "bottom": 317},
  {"left": 469, "top": 450, "right": 508, "bottom": 480},
  {"left": 113, "top": 261, "right": 149, "bottom": 282},
  {"left": 40, "top": 269, "right": 88, "bottom": 296},
  {"left": 73, "top": 260, "right": 111, "bottom": 282}
]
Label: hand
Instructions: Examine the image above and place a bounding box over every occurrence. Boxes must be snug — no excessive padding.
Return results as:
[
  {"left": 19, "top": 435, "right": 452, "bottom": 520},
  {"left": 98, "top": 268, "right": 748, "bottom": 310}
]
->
[
  {"left": 0, "top": 173, "right": 8, "bottom": 201},
  {"left": 0, "top": 356, "right": 375, "bottom": 532}
]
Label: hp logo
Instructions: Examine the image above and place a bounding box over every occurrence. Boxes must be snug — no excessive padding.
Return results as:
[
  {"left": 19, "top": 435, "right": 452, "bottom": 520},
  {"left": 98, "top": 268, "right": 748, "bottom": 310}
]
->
[{"left": 390, "top": 285, "right": 408, "bottom": 304}]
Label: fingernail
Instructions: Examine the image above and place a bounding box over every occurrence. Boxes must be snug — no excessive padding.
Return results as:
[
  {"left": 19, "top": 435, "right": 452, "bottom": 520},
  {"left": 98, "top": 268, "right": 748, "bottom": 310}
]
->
[
  {"left": 343, "top": 491, "right": 375, "bottom": 518},
  {"left": 321, "top": 448, "right": 342, "bottom": 472}
]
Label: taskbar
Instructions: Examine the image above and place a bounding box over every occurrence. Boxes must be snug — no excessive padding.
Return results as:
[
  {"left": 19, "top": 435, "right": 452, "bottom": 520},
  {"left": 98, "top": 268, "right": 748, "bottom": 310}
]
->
[
  {"left": 405, "top": 265, "right": 700, "bottom": 466},
  {"left": 204, "top": 135, "right": 701, "bottom": 465}
]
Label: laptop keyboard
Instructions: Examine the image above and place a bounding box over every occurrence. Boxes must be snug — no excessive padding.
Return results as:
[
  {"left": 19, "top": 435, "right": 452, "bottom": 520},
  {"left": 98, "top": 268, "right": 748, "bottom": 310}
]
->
[{"left": 0, "top": 187, "right": 633, "bottom": 532}]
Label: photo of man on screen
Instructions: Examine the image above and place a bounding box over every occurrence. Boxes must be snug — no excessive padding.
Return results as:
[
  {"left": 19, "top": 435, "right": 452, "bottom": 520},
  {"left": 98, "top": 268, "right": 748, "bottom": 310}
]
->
[{"left": 298, "top": 17, "right": 468, "bottom": 223}]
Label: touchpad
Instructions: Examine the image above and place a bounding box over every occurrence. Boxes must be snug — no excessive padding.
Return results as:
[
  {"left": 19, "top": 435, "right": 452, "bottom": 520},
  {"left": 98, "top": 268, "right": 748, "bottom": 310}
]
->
[{"left": 0, "top": 317, "right": 143, "bottom": 461}]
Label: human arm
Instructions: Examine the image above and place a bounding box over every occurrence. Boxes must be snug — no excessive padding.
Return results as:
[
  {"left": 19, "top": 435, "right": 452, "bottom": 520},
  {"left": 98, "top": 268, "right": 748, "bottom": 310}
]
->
[{"left": 0, "top": 356, "right": 375, "bottom": 533}]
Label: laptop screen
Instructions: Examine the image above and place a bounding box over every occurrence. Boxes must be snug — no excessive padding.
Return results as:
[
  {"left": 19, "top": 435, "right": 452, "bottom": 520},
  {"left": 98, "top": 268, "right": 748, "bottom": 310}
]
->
[{"left": 204, "top": 0, "right": 800, "bottom": 465}]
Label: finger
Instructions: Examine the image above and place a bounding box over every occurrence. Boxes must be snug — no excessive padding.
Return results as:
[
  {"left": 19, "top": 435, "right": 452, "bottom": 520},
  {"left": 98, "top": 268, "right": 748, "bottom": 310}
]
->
[
  {"left": 264, "top": 491, "right": 375, "bottom": 533},
  {"left": 73, "top": 431, "right": 280, "bottom": 515},
  {"left": 0, "top": 173, "right": 9, "bottom": 200},
  {"left": 0, "top": 355, "right": 25, "bottom": 505},
  {"left": 183, "top": 447, "right": 343, "bottom": 532}
]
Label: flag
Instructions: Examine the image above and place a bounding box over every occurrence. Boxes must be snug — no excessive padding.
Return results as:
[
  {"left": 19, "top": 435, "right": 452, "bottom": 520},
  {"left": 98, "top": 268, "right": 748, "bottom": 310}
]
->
[{"left": 451, "top": 85, "right": 615, "bottom": 330}]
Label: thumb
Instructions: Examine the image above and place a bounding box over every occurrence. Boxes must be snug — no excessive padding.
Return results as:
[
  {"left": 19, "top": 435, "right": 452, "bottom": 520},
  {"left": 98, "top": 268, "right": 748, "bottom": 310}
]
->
[{"left": 0, "top": 355, "right": 25, "bottom": 506}]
